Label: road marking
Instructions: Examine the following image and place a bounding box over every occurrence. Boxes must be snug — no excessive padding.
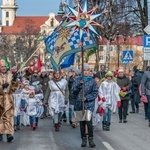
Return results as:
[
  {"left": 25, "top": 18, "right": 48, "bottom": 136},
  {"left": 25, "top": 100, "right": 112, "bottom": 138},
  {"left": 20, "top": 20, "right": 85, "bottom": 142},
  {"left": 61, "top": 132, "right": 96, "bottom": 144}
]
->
[{"left": 102, "top": 142, "right": 116, "bottom": 150}]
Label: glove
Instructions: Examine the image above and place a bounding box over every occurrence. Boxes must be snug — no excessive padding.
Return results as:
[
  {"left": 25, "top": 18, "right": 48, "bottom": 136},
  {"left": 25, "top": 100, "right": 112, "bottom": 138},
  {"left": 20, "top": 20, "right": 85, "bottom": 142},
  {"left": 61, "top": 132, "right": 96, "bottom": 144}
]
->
[
  {"left": 117, "top": 101, "right": 121, "bottom": 107},
  {"left": 82, "top": 97, "right": 86, "bottom": 102},
  {"left": 2, "top": 83, "right": 9, "bottom": 89},
  {"left": 101, "top": 97, "right": 106, "bottom": 102},
  {"left": 121, "top": 87, "right": 127, "bottom": 92}
]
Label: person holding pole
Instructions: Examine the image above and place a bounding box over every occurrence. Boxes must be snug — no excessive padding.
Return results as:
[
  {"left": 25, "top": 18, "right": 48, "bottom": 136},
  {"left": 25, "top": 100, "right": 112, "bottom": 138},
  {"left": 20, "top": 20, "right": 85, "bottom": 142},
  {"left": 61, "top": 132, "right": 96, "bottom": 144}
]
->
[{"left": 71, "top": 63, "right": 98, "bottom": 148}]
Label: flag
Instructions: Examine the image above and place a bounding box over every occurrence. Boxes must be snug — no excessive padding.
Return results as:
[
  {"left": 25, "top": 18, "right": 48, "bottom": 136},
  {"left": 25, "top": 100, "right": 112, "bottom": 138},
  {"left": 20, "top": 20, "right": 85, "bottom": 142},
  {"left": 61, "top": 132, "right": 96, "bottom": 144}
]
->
[
  {"left": 45, "top": 5, "right": 96, "bottom": 70},
  {"left": 60, "top": 53, "right": 75, "bottom": 69},
  {"left": 2, "top": 55, "right": 10, "bottom": 70},
  {"left": 37, "top": 55, "right": 42, "bottom": 71}
]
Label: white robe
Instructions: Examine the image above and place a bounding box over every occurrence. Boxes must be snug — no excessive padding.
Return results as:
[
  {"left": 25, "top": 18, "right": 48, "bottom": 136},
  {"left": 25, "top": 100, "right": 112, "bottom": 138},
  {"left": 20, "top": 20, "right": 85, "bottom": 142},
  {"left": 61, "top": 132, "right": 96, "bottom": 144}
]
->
[
  {"left": 48, "top": 78, "right": 68, "bottom": 116},
  {"left": 99, "top": 79, "right": 120, "bottom": 113}
]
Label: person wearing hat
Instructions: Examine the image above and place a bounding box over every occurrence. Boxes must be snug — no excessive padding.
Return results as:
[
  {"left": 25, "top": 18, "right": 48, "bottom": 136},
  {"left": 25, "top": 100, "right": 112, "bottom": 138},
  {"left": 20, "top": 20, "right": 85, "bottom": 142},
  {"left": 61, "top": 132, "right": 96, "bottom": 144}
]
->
[
  {"left": 99, "top": 71, "right": 121, "bottom": 131},
  {"left": 38, "top": 68, "right": 49, "bottom": 119},
  {"left": 0, "top": 59, "right": 18, "bottom": 142},
  {"left": 44, "top": 70, "right": 69, "bottom": 132},
  {"left": 130, "top": 66, "right": 143, "bottom": 113},
  {"left": 117, "top": 68, "right": 132, "bottom": 123},
  {"left": 95, "top": 64, "right": 106, "bottom": 80},
  {"left": 70, "top": 63, "right": 98, "bottom": 148}
]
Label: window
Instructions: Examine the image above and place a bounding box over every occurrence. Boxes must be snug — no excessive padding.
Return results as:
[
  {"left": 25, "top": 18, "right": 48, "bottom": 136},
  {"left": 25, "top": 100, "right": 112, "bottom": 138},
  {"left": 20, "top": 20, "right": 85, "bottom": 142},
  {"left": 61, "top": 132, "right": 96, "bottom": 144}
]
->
[
  {"left": 99, "top": 46, "right": 103, "bottom": 51},
  {"left": 6, "top": 12, "right": 9, "bottom": 17},
  {"left": 6, "top": 20, "right": 9, "bottom": 26},
  {"left": 99, "top": 56, "right": 103, "bottom": 60}
]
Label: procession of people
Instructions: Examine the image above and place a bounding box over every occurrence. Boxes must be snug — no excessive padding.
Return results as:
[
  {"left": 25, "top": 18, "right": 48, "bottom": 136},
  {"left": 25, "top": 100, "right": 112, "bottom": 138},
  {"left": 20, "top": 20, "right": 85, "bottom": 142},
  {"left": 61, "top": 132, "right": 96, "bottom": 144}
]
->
[{"left": 0, "top": 58, "right": 150, "bottom": 148}]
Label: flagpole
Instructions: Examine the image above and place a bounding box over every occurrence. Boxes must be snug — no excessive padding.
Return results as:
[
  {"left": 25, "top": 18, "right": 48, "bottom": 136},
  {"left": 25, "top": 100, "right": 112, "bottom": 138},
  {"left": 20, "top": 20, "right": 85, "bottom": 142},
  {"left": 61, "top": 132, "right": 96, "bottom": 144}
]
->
[
  {"left": 17, "top": 42, "right": 44, "bottom": 73},
  {"left": 81, "top": 37, "right": 85, "bottom": 115}
]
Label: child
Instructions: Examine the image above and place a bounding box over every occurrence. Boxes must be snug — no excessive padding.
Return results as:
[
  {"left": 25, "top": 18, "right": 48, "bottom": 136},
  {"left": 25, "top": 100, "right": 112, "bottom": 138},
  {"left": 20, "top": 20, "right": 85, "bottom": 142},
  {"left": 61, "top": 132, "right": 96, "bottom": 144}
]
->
[
  {"left": 26, "top": 86, "right": 43, "bottom": 130},
  {"left": 99, "top": 71, "right": 121, "bottom": 131}
]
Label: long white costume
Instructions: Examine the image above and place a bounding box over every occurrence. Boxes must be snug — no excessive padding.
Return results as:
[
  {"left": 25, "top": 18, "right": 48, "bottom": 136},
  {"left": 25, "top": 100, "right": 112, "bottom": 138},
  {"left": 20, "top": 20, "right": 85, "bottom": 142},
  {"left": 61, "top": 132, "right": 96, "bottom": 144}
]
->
[
  {"left": 99, "top": 79, "right": 120, "bottom": 113},
  {"left": 48, "top": 78, "right": 68, "bottom": 117}
]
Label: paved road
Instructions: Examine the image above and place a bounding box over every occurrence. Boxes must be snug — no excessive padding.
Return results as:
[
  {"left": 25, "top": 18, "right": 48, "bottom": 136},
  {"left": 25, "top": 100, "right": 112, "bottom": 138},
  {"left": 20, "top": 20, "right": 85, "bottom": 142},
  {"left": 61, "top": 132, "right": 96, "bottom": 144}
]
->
[{"left": 1, "top": 103, "right": 150, "bottom": 150}]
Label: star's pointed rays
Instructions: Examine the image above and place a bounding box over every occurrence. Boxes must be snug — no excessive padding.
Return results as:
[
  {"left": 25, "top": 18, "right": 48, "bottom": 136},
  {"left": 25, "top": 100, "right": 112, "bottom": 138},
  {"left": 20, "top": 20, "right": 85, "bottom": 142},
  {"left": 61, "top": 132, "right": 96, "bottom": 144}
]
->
[
  {"left": 65, "top": 21, "right": 76, "bottom": 27},
  {"left": 88, "top": 24, "right": 99, "bottom": 35},
  {"left": 79, "top": 29, "right": 84, "bottom": 40},
  {"left": 83, "top": 0, "right": 88, "bottom": 13},
  {"left": 90, "top": 13, "right": 103, "bottom": 20},
  {"left": 69, "top": 16, "right": 76, "bottom": 21},
  {"left": 67, "top": 5, "right": 78, "bottom": 17}
]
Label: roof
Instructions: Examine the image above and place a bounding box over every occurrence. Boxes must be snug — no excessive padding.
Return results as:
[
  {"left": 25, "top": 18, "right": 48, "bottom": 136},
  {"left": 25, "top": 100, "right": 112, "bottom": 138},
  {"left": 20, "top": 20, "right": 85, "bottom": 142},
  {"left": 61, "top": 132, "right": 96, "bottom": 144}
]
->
[
  {"left": 2, "top": 16, "right": 62, "bottom": 34},
  {"left": 99, "top": 36, "right": 143, "bottom": 46}
]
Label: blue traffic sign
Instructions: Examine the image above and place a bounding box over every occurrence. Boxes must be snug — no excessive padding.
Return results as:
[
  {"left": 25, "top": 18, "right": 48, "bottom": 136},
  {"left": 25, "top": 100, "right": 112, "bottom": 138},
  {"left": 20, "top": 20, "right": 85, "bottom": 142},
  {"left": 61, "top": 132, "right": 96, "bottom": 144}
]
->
[
  {"left": 122, "top": 50, "right": 133, "bottom": 64},
  {"left": 143, "top": 35, "right": 150, "bottom": 47}
]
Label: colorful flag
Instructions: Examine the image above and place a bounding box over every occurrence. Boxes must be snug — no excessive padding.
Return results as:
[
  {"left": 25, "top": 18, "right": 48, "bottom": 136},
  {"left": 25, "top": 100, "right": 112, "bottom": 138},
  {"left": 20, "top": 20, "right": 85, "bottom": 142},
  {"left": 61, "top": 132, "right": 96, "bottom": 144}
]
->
[
  {"left": 2, "top": 55, "right": 10, "bottom": 70},
  {"left": 45, "top": 5, "right": 96, "bottom": 70}
]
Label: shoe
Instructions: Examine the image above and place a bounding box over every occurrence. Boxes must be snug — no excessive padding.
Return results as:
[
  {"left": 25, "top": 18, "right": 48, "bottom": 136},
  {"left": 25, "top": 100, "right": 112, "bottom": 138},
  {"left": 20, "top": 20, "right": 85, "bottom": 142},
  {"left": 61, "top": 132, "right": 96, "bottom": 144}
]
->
[
  {"left": 106, "top": 122, "right": 110, "bottom": 131},
  {"left": 130, "top": 111, "right": 135, "bottom": 113},
  {"left": 136, "top": 109, "right": 139, "bottom": 113},
  {"left": 14, "top": 125, "right": 17, "bottom": 131},
  {"left": 0, "top": 134, "right": 3, "bottom": 141},
  {"left": 102, "top": 121, "right": 107, "bottom": 130},
  {"left": 32, "top": 123, "right": 36, "bottom": 131},
  {"left": 123, "top": 120, "right": 127, "bottom": 123},
  {"left": 88, "top": 137, "right": 96, "bottom": 147},
  {"left": 16, "top": 125, "right": 20, "bottom": 130},
  {"left": 55, "top": 123, "right": 59, "bottom": 132},
  {"left": 119, "top": 120, "right": 122, "bottom": 123},
  {"left": 81, "top": 137, "right": 87, "bottom": 147},
  {"left": 7, "top": 134, "right": 14, "bottom": 142}
]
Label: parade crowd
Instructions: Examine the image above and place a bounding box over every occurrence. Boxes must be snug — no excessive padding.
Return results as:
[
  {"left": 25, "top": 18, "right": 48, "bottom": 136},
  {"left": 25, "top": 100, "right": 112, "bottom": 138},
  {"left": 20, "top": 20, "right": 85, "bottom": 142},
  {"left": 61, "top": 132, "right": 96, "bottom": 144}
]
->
[{"left": 0, "top": 59, "right": 150, "bottom": 148}]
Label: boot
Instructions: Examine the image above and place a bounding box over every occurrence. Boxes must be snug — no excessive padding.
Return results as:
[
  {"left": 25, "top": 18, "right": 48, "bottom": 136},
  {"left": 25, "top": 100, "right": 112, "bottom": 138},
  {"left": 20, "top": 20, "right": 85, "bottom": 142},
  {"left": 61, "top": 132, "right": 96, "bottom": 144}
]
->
[
  {"left": 7, "top": 134, "right": 14, "bottom": 143},
  {"left": 16, "top": 125, "right": 20, "bottom": 130},
  {"left": 55, "top": 123, "right": 59, "bottom": 132},
  {"left": 88, "top": 137, "right": 96, "bottom": 148},
  {"left": 32, "top": 123, "right": 36, "bottom": 131},
  {"left": 102, "top": 121, "right": 106, "bottom": 130},
  {"left": 81, "top": 137, "right": 87, "bottom": 147},
  {"left": 106, "top": 122, "right": 110, "bottom": 131},
  {"left": 14, "top": 125, "right": 17, "bottom": 131},
  {"left": 0, "top": 134, "right": 3, "bottom": 141},
  {"left": 35, "top": 123, "right": 38, "bottom": 128}
]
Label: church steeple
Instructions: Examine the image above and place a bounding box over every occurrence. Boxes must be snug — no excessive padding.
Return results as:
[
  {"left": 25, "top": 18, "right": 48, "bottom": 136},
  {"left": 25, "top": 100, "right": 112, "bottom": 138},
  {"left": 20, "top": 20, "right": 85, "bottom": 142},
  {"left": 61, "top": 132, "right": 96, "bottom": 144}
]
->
[
  {"left": 0, "top": 0, "right": 18, "bottom": 26},
  {"left": 57, "top": 1, "right": 65, "bottom": 17}
]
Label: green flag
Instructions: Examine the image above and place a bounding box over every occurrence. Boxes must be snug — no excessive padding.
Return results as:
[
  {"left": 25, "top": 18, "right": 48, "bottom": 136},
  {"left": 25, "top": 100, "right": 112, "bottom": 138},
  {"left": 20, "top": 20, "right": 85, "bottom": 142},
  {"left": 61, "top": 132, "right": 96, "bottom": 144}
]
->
[{"left": 3, "top": 55, "right": 10, "bottom": 70}]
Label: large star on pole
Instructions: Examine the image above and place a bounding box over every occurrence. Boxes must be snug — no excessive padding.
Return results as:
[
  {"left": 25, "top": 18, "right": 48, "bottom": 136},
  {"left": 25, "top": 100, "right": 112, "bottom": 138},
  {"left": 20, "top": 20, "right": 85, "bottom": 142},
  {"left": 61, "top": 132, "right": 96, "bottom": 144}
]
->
[{"left": 63, "top": 0, "right": 106, "bottom": 40}]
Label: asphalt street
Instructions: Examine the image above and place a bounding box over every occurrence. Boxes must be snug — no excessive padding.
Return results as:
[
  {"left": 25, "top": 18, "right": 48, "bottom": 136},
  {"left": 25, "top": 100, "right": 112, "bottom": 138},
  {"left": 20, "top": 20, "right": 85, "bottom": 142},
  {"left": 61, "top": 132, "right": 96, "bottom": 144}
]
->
[{"left": 0, "top": 103, "right": 150, "bottom": 150}]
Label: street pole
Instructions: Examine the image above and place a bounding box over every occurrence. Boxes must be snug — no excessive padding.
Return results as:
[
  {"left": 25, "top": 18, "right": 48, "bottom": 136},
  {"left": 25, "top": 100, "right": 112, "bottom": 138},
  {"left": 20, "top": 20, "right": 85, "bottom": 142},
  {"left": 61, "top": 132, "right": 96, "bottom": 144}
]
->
[{"left": 117, "top": 44, "right": 120, "bottom": 68}]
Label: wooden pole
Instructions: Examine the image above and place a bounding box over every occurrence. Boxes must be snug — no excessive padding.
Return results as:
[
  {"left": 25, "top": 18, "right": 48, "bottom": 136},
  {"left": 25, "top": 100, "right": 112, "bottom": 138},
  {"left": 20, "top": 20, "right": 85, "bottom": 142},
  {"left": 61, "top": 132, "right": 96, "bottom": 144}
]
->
[
  {"left": 17, "top": 42, "right": 44, "bottom": 73},
  {"left": 81, "top": 37, "right": 85, "bottom": 115}
]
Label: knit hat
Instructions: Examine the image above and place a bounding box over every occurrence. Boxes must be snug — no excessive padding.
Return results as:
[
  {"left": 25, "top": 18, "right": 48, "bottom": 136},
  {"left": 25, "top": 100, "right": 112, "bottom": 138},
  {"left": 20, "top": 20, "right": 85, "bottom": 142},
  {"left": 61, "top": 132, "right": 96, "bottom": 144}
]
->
[
  {"left": 118, "top": 69, "right": 124, "bottom": 72},
  {"left": 105, "top": 71, "right": 114, "bottom": 77},
  {"left": 41, "top": 68, "right": 47, "bottom": 73},
  {"left": 29, "top": 86, "right": 35, "bottom": 95},
  {"left": 84, "top": 63, "right": 90, "bottom": 70}
]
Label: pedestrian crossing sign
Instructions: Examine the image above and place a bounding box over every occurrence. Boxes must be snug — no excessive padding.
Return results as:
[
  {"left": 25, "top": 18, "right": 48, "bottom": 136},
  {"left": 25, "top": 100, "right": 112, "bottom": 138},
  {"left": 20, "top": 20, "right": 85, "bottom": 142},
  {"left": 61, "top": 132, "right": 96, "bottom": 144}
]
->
[{"left": 122, "top": 50, "right": 133, "bottom": 64}]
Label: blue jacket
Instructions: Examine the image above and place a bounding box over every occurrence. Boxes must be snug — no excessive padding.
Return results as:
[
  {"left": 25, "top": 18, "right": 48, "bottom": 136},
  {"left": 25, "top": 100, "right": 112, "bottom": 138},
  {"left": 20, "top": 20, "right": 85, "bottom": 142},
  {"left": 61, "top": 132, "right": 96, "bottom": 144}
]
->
[{"left": 71, "top": 76, "right": 98, "bottom": 112}]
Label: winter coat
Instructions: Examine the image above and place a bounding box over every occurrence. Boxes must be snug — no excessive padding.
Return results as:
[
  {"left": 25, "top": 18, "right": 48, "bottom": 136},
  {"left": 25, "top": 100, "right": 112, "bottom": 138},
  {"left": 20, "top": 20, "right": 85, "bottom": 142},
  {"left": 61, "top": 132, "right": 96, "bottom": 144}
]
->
[
  {"left": 68, "top": 76, "right": 75, "bottom": 105},
  {"left": 117, "top": 75, "right": 132, "bottom": 100},
  {"left": 141, "top": 71, "right": 150, "bottom": 95},
  {"left": 71, "top": 76, "right": 98, "bottom": 112},
  {"left": 38, "top": 75, "right": 49, "bottom": 96}
]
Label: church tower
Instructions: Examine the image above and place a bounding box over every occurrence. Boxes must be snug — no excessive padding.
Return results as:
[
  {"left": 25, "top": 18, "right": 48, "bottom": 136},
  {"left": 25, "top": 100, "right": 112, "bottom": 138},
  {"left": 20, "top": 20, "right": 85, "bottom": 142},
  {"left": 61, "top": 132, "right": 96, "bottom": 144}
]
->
[{"left": 0, "top": 0, "right": 18, "bottom": 26}]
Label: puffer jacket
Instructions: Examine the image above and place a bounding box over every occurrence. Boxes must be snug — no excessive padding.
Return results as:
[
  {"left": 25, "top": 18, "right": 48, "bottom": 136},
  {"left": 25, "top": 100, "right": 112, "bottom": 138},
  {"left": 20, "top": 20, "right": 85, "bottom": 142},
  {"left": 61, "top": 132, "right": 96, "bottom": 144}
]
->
[{"left": 71, "top": 76, "right": 98, "bottom": 112}]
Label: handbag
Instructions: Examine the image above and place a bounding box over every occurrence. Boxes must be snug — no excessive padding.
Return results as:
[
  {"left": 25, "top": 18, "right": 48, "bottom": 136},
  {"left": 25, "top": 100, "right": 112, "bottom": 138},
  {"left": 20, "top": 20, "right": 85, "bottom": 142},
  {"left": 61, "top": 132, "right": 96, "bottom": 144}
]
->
[
  {"left": 72, "top": 110, "right": 92, "bottom": 122},
  {"left": 119, "top": 90, "right": 126, "bottom": 97},
  {"left": 140, "top": 96, "right": 148, "bottom": 103}
]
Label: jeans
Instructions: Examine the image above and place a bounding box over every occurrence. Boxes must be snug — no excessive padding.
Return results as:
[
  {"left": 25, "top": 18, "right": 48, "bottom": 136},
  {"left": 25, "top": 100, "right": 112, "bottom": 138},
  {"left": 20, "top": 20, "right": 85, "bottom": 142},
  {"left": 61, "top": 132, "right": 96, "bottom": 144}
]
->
[
  {"left": 103, "top": 107, "right": 111, "bottom": 123},
  {"left": 118, "top": 100, "right": 129, "bottom": 120},
  {"left": 14, "top": 115, "right": 20, "bottom": 126},
  {"left": 29, "top": 116, "right": 38, "bottom": 124},
  {"left": 146, "top": 95, "right": 150, "bottom": 122},
  {"left": 80, "top": 120, "right": 93, "bottom": 138},
  {"left": 131, "top": 93, "right": 140, "bottom": 112},
  {"left": 54, "top": 112, "right": 62, "bottom": 124},
  {"left": 69, "top": 105, "right": 74, "bottom": 121}
]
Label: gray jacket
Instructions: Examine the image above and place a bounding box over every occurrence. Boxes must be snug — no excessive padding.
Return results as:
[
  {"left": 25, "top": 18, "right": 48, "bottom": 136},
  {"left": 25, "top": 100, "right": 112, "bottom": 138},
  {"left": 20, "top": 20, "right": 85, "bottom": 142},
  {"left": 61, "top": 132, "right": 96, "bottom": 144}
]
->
[{"left": 141, "top": 71, "right": 150, "bottom": 95}]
